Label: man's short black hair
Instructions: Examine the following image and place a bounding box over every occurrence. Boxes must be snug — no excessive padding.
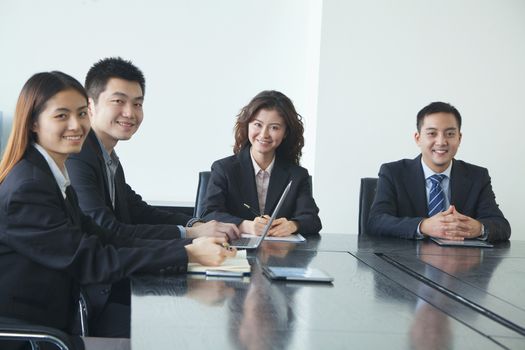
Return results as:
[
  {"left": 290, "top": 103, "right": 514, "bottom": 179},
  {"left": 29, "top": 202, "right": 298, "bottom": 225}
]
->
[
  {"left": 85, "top": 57, "right": 145, "bottom": 102},
  {"left": 416, "top": 101, "right": 462, "bottom": 132}
]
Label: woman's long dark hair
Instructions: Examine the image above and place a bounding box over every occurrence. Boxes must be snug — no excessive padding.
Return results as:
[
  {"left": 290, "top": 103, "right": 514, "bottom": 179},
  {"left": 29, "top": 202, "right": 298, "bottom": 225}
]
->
[{"left": 0, "top": 71, "right": 87, "bottom": 182}]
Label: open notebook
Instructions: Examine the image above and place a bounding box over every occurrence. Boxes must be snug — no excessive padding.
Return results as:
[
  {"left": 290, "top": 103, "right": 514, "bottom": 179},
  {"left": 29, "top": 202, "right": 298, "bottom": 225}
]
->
[{"left": 187, "top": 250, "right": 251, "bottom": 276}]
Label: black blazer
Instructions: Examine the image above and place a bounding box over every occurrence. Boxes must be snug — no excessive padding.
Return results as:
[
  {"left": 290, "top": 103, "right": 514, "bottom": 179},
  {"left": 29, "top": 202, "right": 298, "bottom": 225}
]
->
[
  {"left": 66, "top": 130, "right": 191, "bottom": 240},
  {"left": 0, "top": 146, "right": 190, "bottom": 333},
  {"left": 203, "top": 147, "right": 322, "bottom": 234},
  {"left": 368, "top": 155, "right": 511, "bottom": 242}
]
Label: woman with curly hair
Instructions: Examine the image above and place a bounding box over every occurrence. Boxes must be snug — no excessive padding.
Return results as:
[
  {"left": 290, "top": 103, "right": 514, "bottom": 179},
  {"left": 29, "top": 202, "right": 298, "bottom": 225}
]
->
[{"left": 203, "top": 90, "right": 321, "bottom": 236}]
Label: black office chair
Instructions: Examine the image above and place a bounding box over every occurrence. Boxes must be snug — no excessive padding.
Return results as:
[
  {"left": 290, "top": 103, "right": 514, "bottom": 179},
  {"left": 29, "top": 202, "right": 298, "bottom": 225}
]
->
[
  {"left": 193, "top": 171, "right": 211, "bottom": 217},
  {"left": 0, "top": 316, "right": 82, "bottom": 350},
  {"left": 359, "top": 177, "right": 378, "bottom": 235}
]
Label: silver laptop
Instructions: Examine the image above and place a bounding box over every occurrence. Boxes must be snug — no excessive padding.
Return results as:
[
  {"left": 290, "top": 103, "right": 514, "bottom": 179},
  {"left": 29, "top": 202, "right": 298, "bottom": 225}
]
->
[{"left": 230, "top": 181, "right": 292, "bottom": 249}]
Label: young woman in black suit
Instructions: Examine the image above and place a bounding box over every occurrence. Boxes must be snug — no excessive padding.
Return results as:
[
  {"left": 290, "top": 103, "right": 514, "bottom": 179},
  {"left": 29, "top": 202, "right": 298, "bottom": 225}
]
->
[
  {"left": 203, "top": 90, "right": 322, "bottom": 236},
  {"left": 0, "top": 72, "right": 235, "bottom": 342}
]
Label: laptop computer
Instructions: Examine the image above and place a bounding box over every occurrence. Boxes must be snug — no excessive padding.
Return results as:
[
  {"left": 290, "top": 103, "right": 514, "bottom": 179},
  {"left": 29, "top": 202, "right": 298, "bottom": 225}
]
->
[{"left": 230, "top": 180, "right": 292, "bottom": 249}]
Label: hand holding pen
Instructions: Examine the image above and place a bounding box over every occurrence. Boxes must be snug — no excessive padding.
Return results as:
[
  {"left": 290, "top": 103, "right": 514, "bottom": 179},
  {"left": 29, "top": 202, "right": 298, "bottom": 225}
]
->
[
  {"left": 242, "top": 203, "right": 263, "bottom": 218},
  {"left": 185, "top": 237, "right": 236, "bottom": 266},
  {"left": 240, "top": 203, "right": 271, "bottom": 236},
  {"left": 242, "top": 203, "right": 271, "bottom": 221}
]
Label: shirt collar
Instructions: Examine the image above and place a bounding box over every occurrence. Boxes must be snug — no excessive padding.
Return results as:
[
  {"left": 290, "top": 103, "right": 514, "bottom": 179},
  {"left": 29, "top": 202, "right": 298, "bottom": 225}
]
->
[
  {"left": 250, "top": 147, "right": 275, "bottom": 176},
  {"left": 95, "top": 133, "right": 119, "bottom": 166},
  {"left": 33, "top": 143, "right": 70, "bottom": 198},
  {"left": 421, "top": 158, "right": 452, "bottom": 179}
]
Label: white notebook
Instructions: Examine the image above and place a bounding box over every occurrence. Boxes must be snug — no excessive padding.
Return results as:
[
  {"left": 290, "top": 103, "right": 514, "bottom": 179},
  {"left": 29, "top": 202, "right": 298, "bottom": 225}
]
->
[
  {"left": 187, "top": 250, "right": 251, "bottom": 274},
  {"left": 240, "top": 233, "right": 306, "bottom": 243}
]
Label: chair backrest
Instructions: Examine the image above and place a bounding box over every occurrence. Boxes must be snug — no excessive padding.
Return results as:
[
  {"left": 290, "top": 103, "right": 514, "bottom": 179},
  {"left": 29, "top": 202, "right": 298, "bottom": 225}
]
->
[
  {"left": 0, "top": 316, "right": 79, "bottom": 350},
  {"left": 194, "top": 171, "right": 211, "bottom": 217},
  {"left": 359, "top": 177, "right": 378, "bottom": 235}
]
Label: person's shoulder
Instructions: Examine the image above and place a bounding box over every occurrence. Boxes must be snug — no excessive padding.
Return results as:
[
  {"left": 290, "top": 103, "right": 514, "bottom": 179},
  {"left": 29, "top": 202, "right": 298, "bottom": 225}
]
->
[
  {"left": 452, "top": 159, "right": 489, "bottom": 176},
  {"left": 380, "top": 157, "right": 418, "bottom": 172},
  {"left": 68, "top": 131, "right": 100, "bottom": 162},
  {"left": 211, "top": 154, "right": 239, "bottom": 169},
  {"left": 2, "top": 158, "right": 33, "bottom": 186},
  {"left": 284, "top": 162, "right": 310, "bottom": 176},
  {"left": 1, "top": 158, "right": 54, "bottom": 197}
]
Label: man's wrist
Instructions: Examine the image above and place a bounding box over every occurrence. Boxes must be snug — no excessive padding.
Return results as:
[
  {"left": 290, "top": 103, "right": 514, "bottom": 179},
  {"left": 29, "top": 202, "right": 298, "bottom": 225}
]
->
[{"left": 187, "top": 217, "right": 204, "bottom": 227}]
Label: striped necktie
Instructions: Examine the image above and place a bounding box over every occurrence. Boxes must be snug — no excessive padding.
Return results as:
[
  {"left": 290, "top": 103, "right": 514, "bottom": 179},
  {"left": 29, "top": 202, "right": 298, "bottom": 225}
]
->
[{"left": 428, "top": 174, "right": 446, "bottom": 217}]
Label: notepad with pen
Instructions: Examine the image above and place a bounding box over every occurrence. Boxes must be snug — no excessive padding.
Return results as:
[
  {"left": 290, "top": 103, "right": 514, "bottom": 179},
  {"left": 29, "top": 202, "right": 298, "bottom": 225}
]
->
[{"left": 187, "top": 250, "right": 251, "bottom": 276}]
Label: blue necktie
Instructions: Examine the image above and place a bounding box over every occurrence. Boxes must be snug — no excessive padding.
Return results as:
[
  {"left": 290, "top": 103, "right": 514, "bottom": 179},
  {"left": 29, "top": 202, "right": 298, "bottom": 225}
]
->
[{"left": 428, "top": 174, "right": 446, "bottom": 217}]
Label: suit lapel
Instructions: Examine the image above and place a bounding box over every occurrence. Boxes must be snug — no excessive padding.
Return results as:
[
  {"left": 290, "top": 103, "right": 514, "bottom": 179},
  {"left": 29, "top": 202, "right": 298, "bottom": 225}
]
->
[
  {"left": 405, "top": 155, "right": 428, "bottom": 217},
  {"left": 87, "top": 131, "right": 114, "bottom": 212},
  {"left": 238, "top": 147, "right": 260, "bottom": 213},
  {"left": 26, "top": 146, "right": 80, "bottom": 225},
  {"left": 450, "top": 160, "right": 472, "bottom": 211},
  {"left": 265, "top": 160, "right": 289, "bottom": 215},
  {"left": 64, "top": 186, "right": 82, "bottom": 226},
  {"left": 114, "top": 165, "right": 132, "bottom": 222}
]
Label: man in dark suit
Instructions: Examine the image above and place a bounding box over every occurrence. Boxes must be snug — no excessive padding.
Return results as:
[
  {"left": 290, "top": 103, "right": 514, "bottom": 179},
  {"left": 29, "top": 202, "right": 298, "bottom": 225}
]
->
[
  {"left": 368, "top": 101, "right": 510, "bottom": 242},
  {"left": 65, "top": 57, "right": 239, "bottom": 336}
]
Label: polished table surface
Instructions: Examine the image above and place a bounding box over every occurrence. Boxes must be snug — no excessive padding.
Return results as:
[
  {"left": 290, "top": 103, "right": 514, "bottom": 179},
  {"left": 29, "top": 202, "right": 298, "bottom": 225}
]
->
[{"left": 131, "top": 234, "right": 525, "bottom": 349}]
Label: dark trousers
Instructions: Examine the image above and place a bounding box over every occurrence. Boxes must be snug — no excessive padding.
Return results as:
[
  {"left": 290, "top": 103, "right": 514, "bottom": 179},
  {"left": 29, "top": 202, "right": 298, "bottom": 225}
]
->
[{"left": 89, "top": 280, "right": 131, "bottom": 338}]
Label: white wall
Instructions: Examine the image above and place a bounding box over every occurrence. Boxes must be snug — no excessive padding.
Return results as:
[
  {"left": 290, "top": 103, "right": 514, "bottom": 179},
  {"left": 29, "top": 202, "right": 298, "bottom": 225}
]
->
[
  {"left": 1, "top": 0, "right": 524, "bottom": 239},
  {"left": 315, "top": 0, "right": 525, "bottom": 238},
  {"left": 0, "top": 0, "right": 322, "bottom": 203}
]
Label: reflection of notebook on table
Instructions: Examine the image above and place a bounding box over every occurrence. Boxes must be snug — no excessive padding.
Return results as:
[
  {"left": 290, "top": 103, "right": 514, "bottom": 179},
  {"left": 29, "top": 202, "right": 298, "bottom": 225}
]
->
[
  {"left": 431, "top": 237, "right": 494, "bottom": 248},
  {"left": 230, "top": 181, "right": 292, "bottom": 249}
]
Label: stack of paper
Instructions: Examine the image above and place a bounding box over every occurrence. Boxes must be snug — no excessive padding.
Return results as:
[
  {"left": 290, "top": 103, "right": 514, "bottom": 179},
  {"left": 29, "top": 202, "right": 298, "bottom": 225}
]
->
[{"left": 188, "top": 250, "right": 251, "bottom": 274}]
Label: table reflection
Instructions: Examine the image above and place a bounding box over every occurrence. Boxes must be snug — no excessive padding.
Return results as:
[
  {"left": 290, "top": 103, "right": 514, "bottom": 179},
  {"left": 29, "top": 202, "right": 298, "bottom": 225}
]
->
[
  {"left": 228, "top": 241, "right": 316, "bottom": 350},
  {"left": 186, "top": 278, "right": 236, "bottom": 306},
  {"left": 131, "top": 235, "right": 515, "bottom": 349},
  {"left": 228, "top": 266, "right": 294, "bottom": 350},
  {"left": 409, "top": 244, "right": 497, "bottom": 350}
]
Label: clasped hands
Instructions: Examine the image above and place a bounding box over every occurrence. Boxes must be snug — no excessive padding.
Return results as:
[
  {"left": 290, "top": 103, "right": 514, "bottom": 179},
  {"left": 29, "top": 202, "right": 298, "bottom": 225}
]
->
[
  {"left": 420, "top": 205, "right": 482, "bottom": 240},
  {"left": 240, "top": 216, "right": 299, "bottom": 237}
]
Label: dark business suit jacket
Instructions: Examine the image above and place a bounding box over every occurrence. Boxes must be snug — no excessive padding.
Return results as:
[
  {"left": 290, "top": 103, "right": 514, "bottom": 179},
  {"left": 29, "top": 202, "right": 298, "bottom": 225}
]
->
[
  {"left": 368, "top": 155, "right": 511, "bottom": 242},
  {"left": 203, "top": 147, "right": 322, "bottom": 234},
  {"left": 0, "top": 146, "right": 190, "bottom": 334},
  {"left": 66, "top": 130, "right": 191, "bottom": 240}
]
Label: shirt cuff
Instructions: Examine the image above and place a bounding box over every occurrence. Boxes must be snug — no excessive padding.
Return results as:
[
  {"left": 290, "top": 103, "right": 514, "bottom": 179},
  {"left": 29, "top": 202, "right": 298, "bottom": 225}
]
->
[
  {"left": 186, "top": 217, "right": 204, "bottom": 227},
  {"left": 478, "top": 224, "right": 488, "bottom": 241},
  {"left": 178, "top": 225, "right": 187, "bottom": 238},
  {"left": 415, "top": 220, "right": 425, "bottom": 240}
]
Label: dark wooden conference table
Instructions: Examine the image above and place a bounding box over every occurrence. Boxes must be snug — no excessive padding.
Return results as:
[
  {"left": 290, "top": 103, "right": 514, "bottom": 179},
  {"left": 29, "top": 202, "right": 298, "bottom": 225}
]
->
[{"left": 131, "top": 234, "right": 525, "bottom": 349}]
